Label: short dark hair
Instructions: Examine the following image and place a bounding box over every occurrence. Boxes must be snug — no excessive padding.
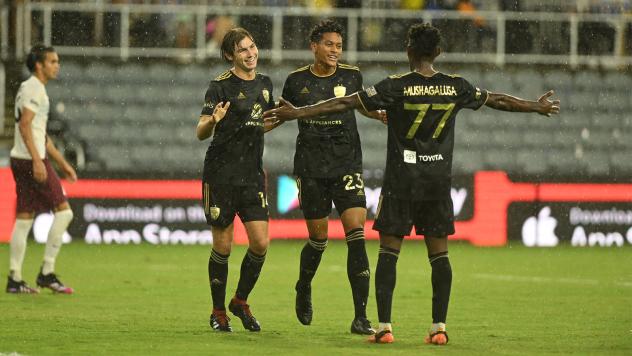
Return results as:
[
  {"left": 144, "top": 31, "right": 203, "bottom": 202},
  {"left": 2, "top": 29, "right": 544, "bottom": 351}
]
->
[
  {"left": 407, "top": 23, "right": 442, "bottom": 58},
  {"left": 220, "top": 27, "right": 254, "bottom": 62},
  {"left": 309, "top": 19, "right": 344, "bottom": 43},
  {"left": 26, "top": 45, "right": 56, "bottom": 73}
]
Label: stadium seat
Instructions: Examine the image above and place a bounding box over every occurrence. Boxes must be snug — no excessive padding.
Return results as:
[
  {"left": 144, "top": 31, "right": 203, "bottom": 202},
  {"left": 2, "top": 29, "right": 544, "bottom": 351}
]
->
[
  {"left": 581, "top": 150, "right": 611, "bottom": 176},
  {"left": 453, "top": 149, "right": 484, "bottom": 173},
  {"left": 50, "top": 62, "right": 621, "bottom": 176},
  {"left": 517, "top": 149, "right": 548, "bottom": 175}
]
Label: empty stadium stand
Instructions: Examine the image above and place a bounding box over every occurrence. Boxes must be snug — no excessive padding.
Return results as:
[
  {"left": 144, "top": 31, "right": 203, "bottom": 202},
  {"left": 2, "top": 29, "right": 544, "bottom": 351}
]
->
[{"left": 45, "top": 61, "right": 631, "bottom": 176}]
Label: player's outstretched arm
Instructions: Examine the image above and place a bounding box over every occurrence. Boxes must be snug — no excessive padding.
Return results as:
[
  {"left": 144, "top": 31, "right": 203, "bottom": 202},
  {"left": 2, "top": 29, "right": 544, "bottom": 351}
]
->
[
  {"left": 485, "top": 90, "right": 560, "bottom": 117},
  {"left": 196, "top": 101, "right": 230, "bottom": 140},
  {"left": 263, "top": 100, "right": 286, "bottom": 133},
  {"left": 263, "top": 95, "right": 362, "bottom": 122}
]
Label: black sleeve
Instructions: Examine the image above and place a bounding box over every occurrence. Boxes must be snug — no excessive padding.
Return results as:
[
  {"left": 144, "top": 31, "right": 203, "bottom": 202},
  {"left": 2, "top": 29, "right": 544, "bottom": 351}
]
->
[
  {"left": 265, "top": 76, "right": 275, "bottom": 110},
  {"left": 281, "top": 74, "right": 295, "bottom": 105},
  {"left": 357, "top": 76, "right": 400, "bottom": 111},
  {"left": 356, "top": 70, "right": 364, "bottom": 92},
  {"left": 201, "top": 81, "right": 223, "bottom": 116},
  {"left": 459, "top": 77, "right": 488, "bottom": 110}
]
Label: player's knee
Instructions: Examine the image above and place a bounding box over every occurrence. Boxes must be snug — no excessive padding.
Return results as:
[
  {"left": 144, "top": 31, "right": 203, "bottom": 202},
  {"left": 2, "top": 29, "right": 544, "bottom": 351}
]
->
[
  {"left": 212, "top": 240, "right": 232, "bottom": 255},
  {"left": 309, "top": 233, "right": 328, "bottom": 242},
  {"left": 249, "top": 242, "right": 268, "bottom": 256},
  {"left": 379, "top": 234, "right": 403, "bottom": 251},
  {"left": 249, "top": 237, "right": 269, "bottom": 255},
  {"left": 55, "top": 208, "right": 74, "bottom": 224}
]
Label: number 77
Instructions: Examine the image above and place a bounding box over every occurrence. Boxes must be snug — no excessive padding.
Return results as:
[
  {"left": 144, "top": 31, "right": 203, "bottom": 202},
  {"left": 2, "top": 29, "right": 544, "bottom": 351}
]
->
[{"left": 404, "top": 103, "right": 455, "bottom": 139}]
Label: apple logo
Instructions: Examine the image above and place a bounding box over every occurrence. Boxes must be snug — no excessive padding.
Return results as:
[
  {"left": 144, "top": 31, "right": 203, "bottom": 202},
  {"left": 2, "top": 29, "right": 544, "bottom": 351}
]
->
[{"left": 521, "top": 206, "right": 559, "bottom": 247}]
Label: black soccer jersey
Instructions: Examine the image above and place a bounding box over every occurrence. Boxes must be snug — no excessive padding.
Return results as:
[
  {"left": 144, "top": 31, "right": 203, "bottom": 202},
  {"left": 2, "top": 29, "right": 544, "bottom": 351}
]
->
[
  {"left": 358, "top": 72, "right": 488, "bottom": 200},
  {"left": 200, "top": 70, "right": 274, "bottom": 186},
  {"left": 282, "top": 63, "right": 363, "bottom": 178}
]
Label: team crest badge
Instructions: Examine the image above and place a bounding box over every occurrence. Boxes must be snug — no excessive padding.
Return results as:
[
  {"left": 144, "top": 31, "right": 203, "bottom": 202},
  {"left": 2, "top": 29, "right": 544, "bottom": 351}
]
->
[
  {"left": 251, "top": 103, "right": 263, "bottom": 120},
  {"left": 262, "top": 89, "right": 270, "bottom": 103},
  {"left": 334, "top": 85, "right": 346, "bottom": 98},
  {"left": 210, "top": 206, "right": 220, "bottom": 220}
]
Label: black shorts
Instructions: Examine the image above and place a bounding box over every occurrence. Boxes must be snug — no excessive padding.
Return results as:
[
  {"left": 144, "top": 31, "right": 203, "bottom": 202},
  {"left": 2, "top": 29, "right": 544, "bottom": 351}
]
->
[
  {"left": 202, "top": 182, "right": 269, "bottom": 228},
  {"left": 372, "top": 195, "right": 455, "bottom": 237},
  {"left": 297, "top": 173, "right": 366, "bottom": 220}
]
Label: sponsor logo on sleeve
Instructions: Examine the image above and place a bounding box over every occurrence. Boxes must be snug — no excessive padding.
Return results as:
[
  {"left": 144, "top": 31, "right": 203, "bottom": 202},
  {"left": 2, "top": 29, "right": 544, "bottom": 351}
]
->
[{"left": 365, "top": 86, "right": 377, "bottom": 97}]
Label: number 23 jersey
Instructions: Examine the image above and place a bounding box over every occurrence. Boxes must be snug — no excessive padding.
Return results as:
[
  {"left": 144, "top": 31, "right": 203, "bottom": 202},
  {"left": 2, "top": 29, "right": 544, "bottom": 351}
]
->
[{"left": 358, "top": 72, "right": 488, "bottom": 200}]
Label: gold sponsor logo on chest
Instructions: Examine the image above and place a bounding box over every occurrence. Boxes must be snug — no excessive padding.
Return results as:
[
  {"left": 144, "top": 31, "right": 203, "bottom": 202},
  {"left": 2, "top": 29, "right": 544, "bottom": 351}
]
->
[{"left": 334, "top": 85, "right": 346, "bottom": 98}]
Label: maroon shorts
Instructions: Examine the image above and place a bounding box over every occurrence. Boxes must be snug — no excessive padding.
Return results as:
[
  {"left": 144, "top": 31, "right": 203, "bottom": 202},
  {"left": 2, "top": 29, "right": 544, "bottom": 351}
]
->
[{"left": 10, "top": 158, "right": 67, "bottom": 213}]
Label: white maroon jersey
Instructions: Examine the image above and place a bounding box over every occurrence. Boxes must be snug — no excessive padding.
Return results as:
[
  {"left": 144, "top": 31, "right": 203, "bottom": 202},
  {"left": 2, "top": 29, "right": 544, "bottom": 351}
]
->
[{"left": 11, "top": 75, "right": 50, "bottom": 160}]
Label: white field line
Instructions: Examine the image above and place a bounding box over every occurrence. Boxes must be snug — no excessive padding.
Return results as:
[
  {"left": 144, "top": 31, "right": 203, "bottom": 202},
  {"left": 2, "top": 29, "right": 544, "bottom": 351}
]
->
[{"left": 473, "top": 273, "right": 632, "bottom": 288}]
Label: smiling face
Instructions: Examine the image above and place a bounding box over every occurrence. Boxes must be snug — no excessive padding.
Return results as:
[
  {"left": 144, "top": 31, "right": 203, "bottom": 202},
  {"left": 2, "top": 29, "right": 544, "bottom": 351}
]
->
[
  {"left": 311, "top": 32, "right": 342, "bottom": 70},
  {"left": 228, "top": 36, "right": 258, "bottom": 75}
]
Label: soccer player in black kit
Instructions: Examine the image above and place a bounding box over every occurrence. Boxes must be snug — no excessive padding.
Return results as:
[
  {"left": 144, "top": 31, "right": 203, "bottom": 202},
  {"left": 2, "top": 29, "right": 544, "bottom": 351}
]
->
[
  {"left": 196, "top": 28, "right": 279, "bottom": 333},
  {"left": 281, "top": 20, "right": 385, "bottom": 335},
  {"left": 264, "top": 23, "right": 560, "bottom": 344}
]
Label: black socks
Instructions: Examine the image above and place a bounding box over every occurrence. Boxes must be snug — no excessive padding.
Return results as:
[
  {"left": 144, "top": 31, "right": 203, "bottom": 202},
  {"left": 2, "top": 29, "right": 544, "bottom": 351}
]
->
[
  {"left": 297, "top": 235, "right": 327, "bottom": 287},
  {"left": 208, "top": 249, "right": 229, "bottom": 310},
  {"left": 375, "top": 245, "right": 400, "bottom": 323},
  {"left": 346, "top": 228, "right": 370, "bottom": 319},
  {"left": 429, "top": 251, "right": 452, "bottom": 324},
  {"left": 236, "top": 249, "right": 267, "bottom": 301}
]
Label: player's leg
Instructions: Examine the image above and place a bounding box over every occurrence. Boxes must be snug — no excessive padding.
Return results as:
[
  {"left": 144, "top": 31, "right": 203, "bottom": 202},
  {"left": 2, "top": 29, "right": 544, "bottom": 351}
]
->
[
  {"left": 368, "top": 233, "right": 402, "bottom": 344},
  {"left": 209, "top": 224, "right": 235, "bottom": 332},
  {"left": 335, "top": 173, "right": 372, "bottom": 334},
  {"left": 295, "top": 177, "right": 330, "bottom": 325},
  {"left": 7, "top": 158, "right": 39, "bottom": 294},
  {"left": 423, "top": 235, "right": 450, "bottom": 345},
  {"left": 368, "top": 196, "right": 411, "bottom": 343},
  {"left": 235, "top": 221, "right": 268, "bottom": 301},
  {"left": 204, "top": 182, "right": 235, "bottom": 332},
  {"left": 36, "top": 161, "right": 74, "bottom": 294},
  {"left": 229, "top": 187, "right": 270, "bottom": 332},
  {"left": 416, "top": 199, "right": 454, "bottom": 345},
  {"left": 7, "top": 212, "right": 38, "bottom": 294}
]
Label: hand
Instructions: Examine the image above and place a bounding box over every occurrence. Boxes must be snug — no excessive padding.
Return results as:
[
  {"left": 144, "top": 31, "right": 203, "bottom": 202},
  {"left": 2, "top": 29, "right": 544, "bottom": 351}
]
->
[
  {"left": 537, "top": 90, "right": 560, "bottom": 117},
  {"left": 62, "top": 163, "right": 78, "bottom": 183},
  {"left": 263, "top": 97, "right": 298, "bottom": 122},
  {"left": 211, "top": 101, "right": 231, "bottom": 123},
  {"left": 372, "top": 109, "right": 387, "bottom": 124},
  {"left": 32, "top": 160, "right": 47, "bottom": 183}
]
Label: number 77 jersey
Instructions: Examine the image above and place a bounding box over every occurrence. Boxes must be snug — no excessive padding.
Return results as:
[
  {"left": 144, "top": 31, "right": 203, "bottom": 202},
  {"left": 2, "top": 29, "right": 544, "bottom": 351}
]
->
[{"left": 357, "top": 72, "right": 488, "bottom": 200}]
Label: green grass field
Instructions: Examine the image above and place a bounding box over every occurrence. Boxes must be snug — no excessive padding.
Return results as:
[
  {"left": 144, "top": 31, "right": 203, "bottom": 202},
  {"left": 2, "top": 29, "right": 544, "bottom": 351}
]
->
[{"left": 0, "top": 240, "right": 630, "bottom": 355}]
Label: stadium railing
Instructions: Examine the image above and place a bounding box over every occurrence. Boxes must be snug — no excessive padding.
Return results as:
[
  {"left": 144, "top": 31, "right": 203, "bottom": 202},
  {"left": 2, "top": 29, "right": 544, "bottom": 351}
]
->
[{"left": 11, "top": 2, "right": 632, "bottom": 67}]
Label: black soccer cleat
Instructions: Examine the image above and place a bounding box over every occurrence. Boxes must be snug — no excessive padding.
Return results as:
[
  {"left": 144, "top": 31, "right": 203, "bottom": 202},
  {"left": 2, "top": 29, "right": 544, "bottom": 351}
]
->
[
  {"left": 210, "top": 309, "right": 233, "bottom": 332},
  {"left": 350, "top": 316, "right": 375, "bottom": 335},
  {"left": 6, "top": 276, "right": 39, "bottom": 294},
  {"left": 228, "top": 297, "right": 261, "bottom": 332},
  {"left": 295, "top": 281, "right": 313, "bottom": 325},
  {"left": 36, "top": 271, "right": 73, "bottom": 294}
]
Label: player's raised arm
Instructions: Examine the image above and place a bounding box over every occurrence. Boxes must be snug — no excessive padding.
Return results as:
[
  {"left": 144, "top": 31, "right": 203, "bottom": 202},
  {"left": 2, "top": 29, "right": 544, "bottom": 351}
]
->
[
  {"left": 196, "top": 101, "right": 230, "bottom": 140},
  {"left": 263, "top": 95, "right": 362, "bottom": 122},
  {"left": 485, "top": 90, "right": 560, "bottom": 117}
]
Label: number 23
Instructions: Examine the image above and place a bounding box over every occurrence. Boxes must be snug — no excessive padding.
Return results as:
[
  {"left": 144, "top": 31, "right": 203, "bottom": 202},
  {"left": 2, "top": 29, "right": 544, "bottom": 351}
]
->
[{"left": 343, "top": 173, "right": 364, "bottom": 191}]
